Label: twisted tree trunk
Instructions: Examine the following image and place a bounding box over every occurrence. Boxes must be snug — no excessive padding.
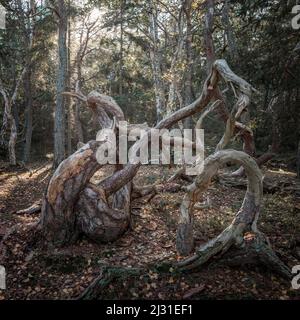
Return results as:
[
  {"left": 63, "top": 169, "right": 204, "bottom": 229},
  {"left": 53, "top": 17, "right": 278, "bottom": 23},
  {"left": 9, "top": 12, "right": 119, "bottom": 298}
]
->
[
  {"left": 40, "top": 60, "right": 288, "bottom": 283},
  {"left": 176, "top": 150, "right": 291, "bottom": 279},
  {"left": 39, "top": 59, "right": 290, "bottom": 279},
  {"left": 40, "top": 58, "right": 220, "bottom": 246}
]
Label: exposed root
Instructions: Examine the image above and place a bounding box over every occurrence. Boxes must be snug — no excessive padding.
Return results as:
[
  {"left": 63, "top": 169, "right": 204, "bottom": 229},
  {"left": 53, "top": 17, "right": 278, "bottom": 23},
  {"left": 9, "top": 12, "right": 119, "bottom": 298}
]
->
[
  {"left": 77, "top": 266, "right": 141, "bottom": 300},
  {"left": 175, "top": 150, "right": 291, "bottom": 279},
  {"left": 15, "top": 202, "right": 42, "bottom": 215}
]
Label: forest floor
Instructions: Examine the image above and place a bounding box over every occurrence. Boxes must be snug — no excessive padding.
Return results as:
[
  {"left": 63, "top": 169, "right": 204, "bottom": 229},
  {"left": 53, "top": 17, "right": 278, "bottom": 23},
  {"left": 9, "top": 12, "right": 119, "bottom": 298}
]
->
[{"left": 0, "top": 159, "right": 300, "bottom": 300}]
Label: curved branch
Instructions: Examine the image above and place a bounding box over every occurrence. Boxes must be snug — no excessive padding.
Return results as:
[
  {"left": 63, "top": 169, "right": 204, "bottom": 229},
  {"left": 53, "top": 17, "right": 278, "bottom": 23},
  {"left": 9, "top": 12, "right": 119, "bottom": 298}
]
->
[{"left": 175, "top": 150, "right": 290, "bottom": 279}]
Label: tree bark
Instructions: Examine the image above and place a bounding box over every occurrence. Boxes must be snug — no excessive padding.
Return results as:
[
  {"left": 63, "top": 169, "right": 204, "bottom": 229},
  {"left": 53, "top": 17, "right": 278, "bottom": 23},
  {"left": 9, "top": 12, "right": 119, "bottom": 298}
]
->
[
  {"left": 40, "top": 141, "right": 103, "bottom": 246},
  {"left": 203, "top": 0, "right": 256, "bottom": 159},
  {"left": 23, "top": 68, "right": 33, "bottom": 163},
  {"left": 149, "top": 0, "right": 166, "bottom": 122},
  {"left": 119, "top": 0, "right": 124, "bottom": 96},
  {"left": 42, "top": 60, "right": 259, "bottom": 252},
  {"left": 67, "top": 0, "right": 72, "bottom": 156},
  {"left": 54, "top": 0, "right": 68, "bottom": 168},
  {"left": 221, "top": 0, "right": 238, "bottom": 60},
  {"left": 204, "top": 0, "right": 216, "bottom": 73},
  {"left": 0, "top": 68, "right": 27, "bottom": 166},
  {"left": 183, "top": 0, "right": 194, "bottom": 129},
  {"left": 176, "top": 150, "right": 291, "bottom": 279}
]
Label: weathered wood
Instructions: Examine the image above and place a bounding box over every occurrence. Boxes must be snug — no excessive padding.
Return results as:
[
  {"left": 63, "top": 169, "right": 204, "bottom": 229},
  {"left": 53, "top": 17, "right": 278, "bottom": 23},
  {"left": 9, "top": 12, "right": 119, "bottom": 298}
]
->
[
  {"left": 40, "top": 141, "right": 103, "bottom": 246},
  {"left": 175, "top": 150, "right": 290, "bottom": 279},
  {"left": 76, "top": 183, "right": 131, "bottom": 243},
  {"left": 16, "top": 202, "right": 41, "bottom": 215},
  {"left": 42, "top": 59, "right": 269, "bottom": 254}
]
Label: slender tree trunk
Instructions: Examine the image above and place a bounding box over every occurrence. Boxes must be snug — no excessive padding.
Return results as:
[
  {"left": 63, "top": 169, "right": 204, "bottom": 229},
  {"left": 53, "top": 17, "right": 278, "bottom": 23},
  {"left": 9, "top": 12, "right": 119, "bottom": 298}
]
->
[
  {"left": 22, "top": 0, "right": 36, "bottom": 163},
  {"left": 54, "top": 0, "right": 68, "bottom": 168},
  {"left": 0, "top": 96, "right": 17, "bottom": 166},
  {"left": 204, "top": 0, "right": 216, "bottom": 73},
  {"left": 1, "top": 66, "right": 27, "bottom": 166},
  {"left": 221, "top": 0, "right": 238, "bottom": 60},
  {"left": 74, "top": 102, "right": 84, "bottom": 144},
  {"left": 74, "top": 54, "right": 84, "bottom": 144},
  {"left": 23, "top": 69, "right": 33, "bottom": 163},
  {"left": 166, "top": 18, "right": 178, "bottom": 115},
  {"left": 119, "top": 0, "right": 124, "bottom": 96},
  {"left": 67, "top": 2, "right": 72, "bottom": 156},
  {"left": 149, "top": 0, "right": 165, "bottom": 122},
  {"left": 8, "top": 117, "right": 17, "bottom": 165},
  {"left": 184, "top": 0, "right": 193, "bottom": 129}
]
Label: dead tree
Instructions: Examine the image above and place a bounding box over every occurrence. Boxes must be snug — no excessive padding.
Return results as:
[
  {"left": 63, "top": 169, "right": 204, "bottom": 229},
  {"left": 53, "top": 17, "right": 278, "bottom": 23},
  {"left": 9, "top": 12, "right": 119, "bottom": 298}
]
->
[
  {"left": 176, "top": 150, "right": 291, "bottom": 279},
  {"left": 202, "top": 0, "right": 273, "bottom": 172},
  {"left": 39, "top": 56, "right": 227, "bottom": 245},
  {"left": 39, "top": 59, "right": 290, "bottom": 279}
]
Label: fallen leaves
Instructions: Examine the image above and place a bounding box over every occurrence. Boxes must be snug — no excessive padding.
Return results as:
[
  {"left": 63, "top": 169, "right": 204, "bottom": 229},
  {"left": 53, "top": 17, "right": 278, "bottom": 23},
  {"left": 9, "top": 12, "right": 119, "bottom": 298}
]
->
[
  {"left": 183, "top": 285, "right": 206, "bottom": 299},
  {"left": 1, "top": 163, "right": 299, "bottom": 300},
  {"left": 117, "top": 237, "right": 134, "bottom": 247},
  {"left": 144, "top": 221, "right": 158, "bottom": 231}
]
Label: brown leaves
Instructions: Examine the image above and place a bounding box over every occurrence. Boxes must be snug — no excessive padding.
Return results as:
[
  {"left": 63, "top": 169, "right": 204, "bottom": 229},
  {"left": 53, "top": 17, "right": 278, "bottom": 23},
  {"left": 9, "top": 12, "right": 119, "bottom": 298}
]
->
[
  {"left": 144, "top": 221, "right": 158, "bottom": 231},
  {"left": 1, "top": 163, "right": 299, "bottom": 300},
  {"left": 117, "top": 236, "right": 134, "bottom": 247},
  {"left": 183, "top": 284, "right": 205, "bottom": 299}
]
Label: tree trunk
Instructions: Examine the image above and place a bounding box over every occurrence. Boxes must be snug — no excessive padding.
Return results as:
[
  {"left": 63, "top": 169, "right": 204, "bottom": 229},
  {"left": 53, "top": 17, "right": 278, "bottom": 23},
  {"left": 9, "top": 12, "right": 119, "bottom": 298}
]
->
[
  {"left": 74, "top": 102, "right": 84, "bottom": 144},
  {"left": 40, "top": 141, "right": 103, "bottom": 246},
  {"left": 23, "top": 69, "right": 33, "bottom": 163},
  {"left": 204, "top": 0, "right": 216, "bottom": 73},
  {"left": 8, "top": 117, "right": 17, "bottom": 166},
  {"left": 176, "top": 150, "right": 291, "bottom": 279},
  {"left": 203, "top": 0, "right": 256, "bottom": 158},
  {"left": 119, "top": 0, "right": 124, "bottom": 96},
  {"left": 149, "top": 0, "right": 166, "bottom": 122},
  {"left": 22, "top": 0, "right": 36, "bottom": 163},
  {"left": 1, "top": 67, "right": 27, "bottom": 166},
  {"left": 40, "top": 58, "right": 223, "bottom": 246},
  {"left": 183, "top": 0, "right": 193, "bottom": 129},
  {"left": 54, "top": 0, "right": 68, "bottom": 168},
  {"left": 221, "top": 0, "right": 238, "bottom": 60},
  {"left": 67, "top": 0, "right": 72, "bottom": 156}
]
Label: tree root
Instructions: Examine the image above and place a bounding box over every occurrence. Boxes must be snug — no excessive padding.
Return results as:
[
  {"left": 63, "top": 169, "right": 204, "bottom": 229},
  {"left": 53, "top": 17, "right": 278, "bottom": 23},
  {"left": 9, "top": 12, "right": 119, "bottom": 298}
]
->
[
  {"left": 175, "top": 150, "right": 291, "bottom": 279},
  {"left": 77, "top": 266, "right": 141, "bottom": 300},
  {"left": 15, "top": 202, "right": 42, "bottom": 215},
  {"left": 176, "top": 231, "right": 292, "bottom": 280}
]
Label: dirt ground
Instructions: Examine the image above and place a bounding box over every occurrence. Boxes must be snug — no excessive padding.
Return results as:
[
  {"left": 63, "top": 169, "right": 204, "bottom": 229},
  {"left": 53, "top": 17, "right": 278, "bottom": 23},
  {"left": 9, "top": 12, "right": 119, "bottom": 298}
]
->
[{"left": 0, "top": 160, "right": 300, "bottom": 300}]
